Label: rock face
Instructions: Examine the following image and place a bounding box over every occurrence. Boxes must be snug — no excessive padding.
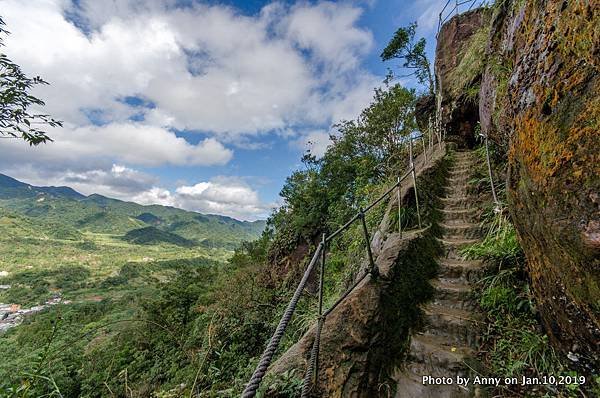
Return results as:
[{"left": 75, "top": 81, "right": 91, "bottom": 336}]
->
[
  {"left": 435, "top": 9, "right": 490, "bottom": 148},
  {"left": 437, "top": 0, "right": 600, "bottom": 369},
  {"left": 484, "top": 0, "right": 599, "bottom": 368}
]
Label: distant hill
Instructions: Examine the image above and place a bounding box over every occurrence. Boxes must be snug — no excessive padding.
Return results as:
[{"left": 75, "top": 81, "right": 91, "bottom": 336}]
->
[
  {"left": 0, "top": 173, "right": 266, "bottom": 249},
  {"left": 0, "top": 174, "right": 85, "bottom": 200},
  {"left": 122, "top": 226, "right": 195, "bottom": 247}
]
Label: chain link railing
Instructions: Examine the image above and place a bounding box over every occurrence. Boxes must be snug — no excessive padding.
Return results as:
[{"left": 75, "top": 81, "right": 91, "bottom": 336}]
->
[{"left": 241, "top": 137, "right": 438, "bottom": 397}]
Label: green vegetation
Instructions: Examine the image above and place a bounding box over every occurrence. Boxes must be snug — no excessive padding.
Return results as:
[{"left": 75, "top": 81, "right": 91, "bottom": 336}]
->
[
  {"left": 381, "top": 22, "right": 434, "bottom": 94},
  {"left": 122, "top": 227, "right": 196, "bottom": 248},
  {"left": 0, "top": 176, "right": 265, "bottom": 248},
  {"left": 446, "top": 23, "right": 490, "bottom": 98},
  {"left": 462, "top": 142, "right": 599, "bottom": 397},
  {"left": 0, "top": 17, "right": 62, "bottom": 145},
  {"left": 0, "top": 76, "right": 430, "bottom": 396}
]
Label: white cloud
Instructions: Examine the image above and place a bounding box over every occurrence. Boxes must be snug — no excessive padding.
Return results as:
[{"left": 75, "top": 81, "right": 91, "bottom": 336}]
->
[
  {"left": 0, "top": 0, "right": 382, "bottom": 220},
  {"left": 292, "top": 130, "right": 332, "bottom": 158},
  {"left": 133, "top": 177, "right": 274, "bottom": 221},
  {"left": 1, "top": 162, "right": 271, "bottom": 220},
  {"left": 0, "top": 122, "right": 232, "bottom": 169},
  {"left": 1, "top": 0, "right": 378, "bottom": 140},
  {"left": 131, "top": 187, "right": 177, "bottom": 207}
]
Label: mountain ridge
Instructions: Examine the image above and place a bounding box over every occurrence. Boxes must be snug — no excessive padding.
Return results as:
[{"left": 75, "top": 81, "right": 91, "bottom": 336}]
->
[{"left": 0, "top": 173, "right": 266, "bottom": 249}]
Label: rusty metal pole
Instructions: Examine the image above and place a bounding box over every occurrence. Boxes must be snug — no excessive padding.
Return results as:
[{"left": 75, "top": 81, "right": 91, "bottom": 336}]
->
[
  {"left": 397, "top": 176, "right": 402, "bottom": 238},
  {"left": 315, "top": 233, "right": 326, "bottom": 380},
  {"left": 301, "top": 234, "right": 327, "bottom": 398},
  {"left": 359, "top": 209, "right": 377, "bottom": 276},
  {"left": 484, "top": 135, "right": 501, "bottom": 211},
  {"left": 410, "top": 139, "right": 422, "bottom": 229}
]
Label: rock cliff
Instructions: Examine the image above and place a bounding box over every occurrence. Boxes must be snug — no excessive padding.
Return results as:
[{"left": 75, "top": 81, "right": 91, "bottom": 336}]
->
[{"left": 436, "top": 0, "right": 599, "bottom": 370}]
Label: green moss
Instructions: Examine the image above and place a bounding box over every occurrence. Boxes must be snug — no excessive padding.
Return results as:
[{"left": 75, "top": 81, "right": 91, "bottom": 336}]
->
[{"left": 446, "top": 24, "right": 490, "bottom": 98}]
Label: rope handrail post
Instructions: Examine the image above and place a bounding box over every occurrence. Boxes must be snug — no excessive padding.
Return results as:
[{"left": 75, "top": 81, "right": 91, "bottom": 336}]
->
[
  {"left": 483, "top": 134, "right": 500, "bottom": 210},
  {"left": 242, "top": 243, "right": 323, "bottom": 398},
  {"left": 397, "top": 176, "right": 402, "bottom": 238},
  {"left": 409, "top": 139, "right": 422, "bottom": 229},
  {"left": 359, "top": 208, "right": 377, "bottom": 277}
]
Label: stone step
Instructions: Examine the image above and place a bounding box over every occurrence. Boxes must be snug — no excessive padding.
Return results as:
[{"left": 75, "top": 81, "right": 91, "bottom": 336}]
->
[
  {"left": 449, "top": 167, "right": 471, "bottom": 174},
  {"left": 448, "top": 176, "right": 470, "bottom": 185},
  {"left": 440, "top": 196, "right": 469, "bottom": 202},
  {"left": 438, "top": 259, "right": 485, "bottom": 282},
  {"left": 454, "top": 156, "right": 474, "bottom": 160},
  {"left": 422, "top": 304, "right": 481, "bottom": 347},
  {"left": 440, "top": 222, "right": 481, "bottom": 238},
  {"left": 441, "top": 208, "right": 479, "bottom": 223},
  {"left": 439, "top": 237, "right": 479, "bottom": 248},
  {"left": 408, "top": 334, "right": 474, "bottom": 369},
  {"left": 448, "top": 169, "right": 473, "bottom": 177},
  {"left": 431, "top": 279, "right": 473, "bottom": 307},
  {"left": 393, "top": 363, "right": 474, "bottom": 398},
  {"left": 439, "top": 237, "right": 478, "bottom": 256}
]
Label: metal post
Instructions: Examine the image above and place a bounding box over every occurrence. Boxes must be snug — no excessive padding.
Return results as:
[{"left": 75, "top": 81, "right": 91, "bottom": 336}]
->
[
  {"left": 409, "top": 139, "right": 422, "bottom": 229},
  {"left": 484, "top": 135, "right": 500, "bottom": 210},
  {"left": 397, "top": 177, "right": 402, "bottom": 238},
  {"left": 359, "top": 209, "right": 377, "bottom": 276},
  {"left": 428, "top": 117, "right": 433, "bottom": 151}
]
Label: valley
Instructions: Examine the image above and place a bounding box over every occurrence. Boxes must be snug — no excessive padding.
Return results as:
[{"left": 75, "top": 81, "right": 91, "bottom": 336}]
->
[{"left": 0, "top": 174, "right": 264, "bottom": 330}]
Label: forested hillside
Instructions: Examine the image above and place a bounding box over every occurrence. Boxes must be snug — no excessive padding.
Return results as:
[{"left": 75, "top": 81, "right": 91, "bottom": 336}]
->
[
  {"left": 0, "top": 174, "right": 265, "bottom": 248},
  {"left": 1, "top": 0, "right": 597, "bottom": 397},
  {"left": 0, "top": 77, "right": 422, "bottom": 396}
]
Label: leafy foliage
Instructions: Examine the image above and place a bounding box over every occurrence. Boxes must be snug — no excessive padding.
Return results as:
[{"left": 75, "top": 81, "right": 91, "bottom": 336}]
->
[
  {"left": 1, "top": 64, "right": 426, "bottom": 397},
  {"left": 0, "top": 17, "right": 62, "bottom": 145},
  {"left": 381, "top": 22, "right": 434, "bottom": 94},
  {"left": 460, "top": 147, "right": 592, "bottom": 397}
]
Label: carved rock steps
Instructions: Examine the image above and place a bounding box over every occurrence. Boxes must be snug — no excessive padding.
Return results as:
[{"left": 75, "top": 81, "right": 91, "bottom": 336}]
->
[{"left": 394, "top": 150, "right": 483, "bottom": 398}]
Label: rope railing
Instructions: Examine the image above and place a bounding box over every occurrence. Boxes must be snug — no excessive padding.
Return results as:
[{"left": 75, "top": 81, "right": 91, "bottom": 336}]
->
[{"left": 241, "top": 140, "right": 431, "bottom": 397}]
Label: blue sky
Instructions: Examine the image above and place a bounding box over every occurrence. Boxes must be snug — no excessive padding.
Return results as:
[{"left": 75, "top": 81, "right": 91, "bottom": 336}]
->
[{"left": 0, "top": 0, "right": 453, "bottom": 220}]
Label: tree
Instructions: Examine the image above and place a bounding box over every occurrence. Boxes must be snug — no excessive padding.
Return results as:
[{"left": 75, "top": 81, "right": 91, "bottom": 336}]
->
[
  {"left": 0, "top": 17, "right": 61, "bottom": 145},
  {"left": 381, "top": 22, "right": 434, "bottom": 95}
]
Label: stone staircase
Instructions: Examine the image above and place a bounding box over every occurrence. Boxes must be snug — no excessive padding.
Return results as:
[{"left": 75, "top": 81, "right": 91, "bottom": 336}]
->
[{"left": 393, "top": 150, "right": 484, "bottom": 398}]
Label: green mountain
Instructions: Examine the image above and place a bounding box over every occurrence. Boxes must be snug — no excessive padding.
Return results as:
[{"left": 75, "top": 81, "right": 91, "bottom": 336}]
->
[
  {"left": 0, "top": 173, "right": 266, "bottom": 249},
  {"left": 122, "top": 226, "right": 196, "bottom": 247}
]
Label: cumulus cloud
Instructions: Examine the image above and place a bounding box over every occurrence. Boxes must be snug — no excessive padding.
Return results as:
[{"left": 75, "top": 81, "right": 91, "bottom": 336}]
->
[
  {"left": 132, "top": 177, "right": 275, "bottom": 221},
  {"left": 4, "top": 162, "right": 272, "bottom": 220},
  {"left": 292, "top": 130, "right": 332, "bottom": 158},
  {"left": 0, "top": 123, "right": 232, "bottom": 169},
  {"left": 1, "top": 0, "right": 377, "bottom": 139},
  {"left": 0, "top": 0, "right": 382, "bottom": 220}
]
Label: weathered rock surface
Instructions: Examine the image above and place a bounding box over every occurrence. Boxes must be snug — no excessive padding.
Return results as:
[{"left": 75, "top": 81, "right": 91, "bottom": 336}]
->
[
  {"left": 435, "top": 8, "right": 490, "bottom": 148},
  {"left": 480, "top": 0, "right": 599, "bottom": 368},
  {"left": 437, "top": 0, "right": 599, "bottom": 370}
]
